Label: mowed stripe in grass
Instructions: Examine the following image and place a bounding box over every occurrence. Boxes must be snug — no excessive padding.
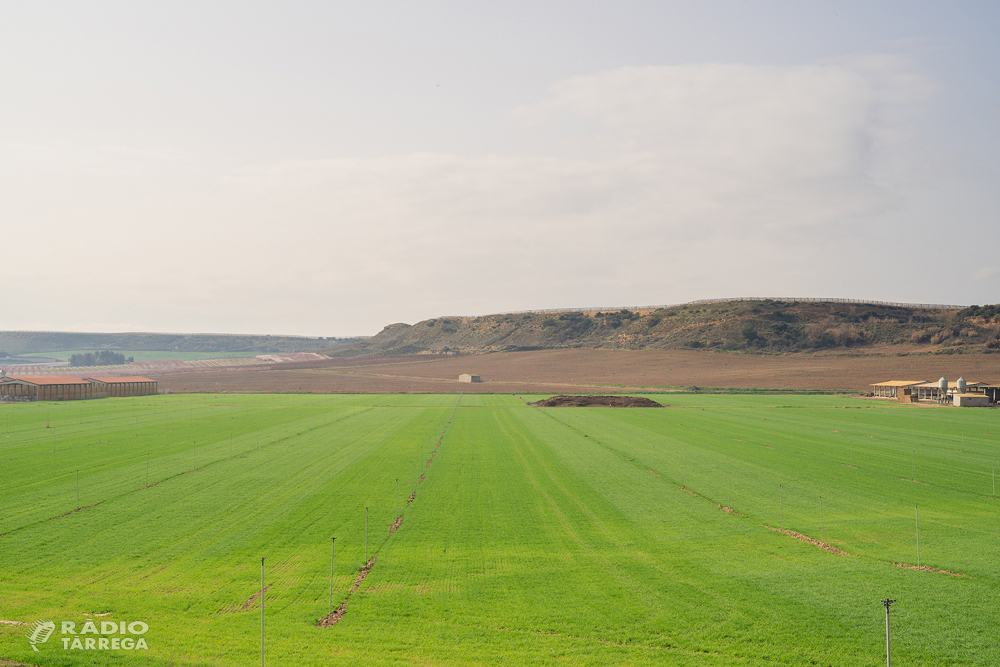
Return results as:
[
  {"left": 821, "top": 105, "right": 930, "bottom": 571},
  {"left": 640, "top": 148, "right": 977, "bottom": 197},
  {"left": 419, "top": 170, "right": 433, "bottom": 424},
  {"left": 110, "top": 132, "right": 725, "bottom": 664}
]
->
[{"left": 1, "top": 394, "right": 998, "bottom": 666}]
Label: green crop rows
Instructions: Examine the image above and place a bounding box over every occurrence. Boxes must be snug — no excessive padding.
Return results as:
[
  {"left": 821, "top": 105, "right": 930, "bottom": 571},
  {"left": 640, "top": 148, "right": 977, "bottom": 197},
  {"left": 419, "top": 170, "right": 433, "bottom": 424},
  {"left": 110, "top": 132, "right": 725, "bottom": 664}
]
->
[{"left": 1, "top": 394, "right": 997, "bottom": 666}]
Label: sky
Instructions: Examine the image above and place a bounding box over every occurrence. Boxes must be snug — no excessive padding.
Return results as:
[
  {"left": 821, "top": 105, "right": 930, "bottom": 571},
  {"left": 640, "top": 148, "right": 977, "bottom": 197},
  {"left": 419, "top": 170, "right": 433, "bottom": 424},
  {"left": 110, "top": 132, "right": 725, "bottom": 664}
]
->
[{"left": 1, "top": 1, "right": 998, "bottom": 336}]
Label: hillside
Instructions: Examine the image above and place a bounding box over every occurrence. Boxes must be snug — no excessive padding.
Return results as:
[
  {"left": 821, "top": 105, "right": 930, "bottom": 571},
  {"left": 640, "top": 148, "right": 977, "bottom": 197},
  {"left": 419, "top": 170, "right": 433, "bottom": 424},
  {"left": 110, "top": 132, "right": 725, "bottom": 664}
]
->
[
  {"left": 0, "top": 330, "right": 362, "bottom": 356},
  {"left": 322, "top": 299, "right": 1000, "bottom": 357}
]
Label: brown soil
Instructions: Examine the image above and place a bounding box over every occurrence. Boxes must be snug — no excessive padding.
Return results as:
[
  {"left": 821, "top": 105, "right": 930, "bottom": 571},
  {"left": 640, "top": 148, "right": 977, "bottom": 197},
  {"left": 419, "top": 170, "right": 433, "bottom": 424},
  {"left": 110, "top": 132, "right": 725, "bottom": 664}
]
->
[
  {"left": 530, "top": 395, "right": 665, "bottom": 408},
  {"left": 890, "top": 561, "right": 967, "bottom": 577},
  {"left": 390, "top": 516, "right": 403, "bottom": 534},
  {"left": 150, "top": 348, "right": 1000, "bottom": 394},
  {"left": 763, "top": 525, "right": 855, "bottom": 556},
  {"left": 316, "top": 556, "right": 377, "bottom": 627},
  {"left": 418, "top": 474, "right": 425, "bottom": 483},
  {"left": 239, "top": 584, "right": 272, "bottom": 611},
  {"left": 0, "top": 659, "right": 37, "bottom": 667},
  {"left": 407, "top": 492, "right": 415, "bottom": 505},
  {"left": 647, "top": 469, "right": 660, "bottom": 476},
  {"left": 717, "top": 505, "right": 745, "bottom": 516}
]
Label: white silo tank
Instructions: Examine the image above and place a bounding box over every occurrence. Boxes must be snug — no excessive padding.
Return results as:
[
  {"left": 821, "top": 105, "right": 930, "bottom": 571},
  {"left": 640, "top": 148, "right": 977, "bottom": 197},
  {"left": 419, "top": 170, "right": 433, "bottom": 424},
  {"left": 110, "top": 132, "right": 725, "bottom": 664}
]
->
[
  {"left": 939, "top": 377, "right": 948, "bottom": 393},
  {"left": 957, "top": 377, "right": 967, "bottom": 393}
]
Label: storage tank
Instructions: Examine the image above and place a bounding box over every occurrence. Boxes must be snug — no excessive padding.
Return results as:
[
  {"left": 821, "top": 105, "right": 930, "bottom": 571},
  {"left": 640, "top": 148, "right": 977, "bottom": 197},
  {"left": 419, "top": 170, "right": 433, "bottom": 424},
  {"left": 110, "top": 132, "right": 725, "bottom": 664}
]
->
[
  {"left": 938, "top": 377, "right": 948, "bottom": 394},
  {"left": 957, "top": 377, "right": 967, "bottom": 393}
]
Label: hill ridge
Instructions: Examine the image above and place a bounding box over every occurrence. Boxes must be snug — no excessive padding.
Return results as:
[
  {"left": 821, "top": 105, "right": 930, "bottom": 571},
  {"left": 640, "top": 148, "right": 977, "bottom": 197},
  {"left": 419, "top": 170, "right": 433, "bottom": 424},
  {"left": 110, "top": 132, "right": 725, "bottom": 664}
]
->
[
  {"left": 323, "top": 299, "right": 999, "bottom": 358},
  {"left": 436, "top": 296, "right": 966, "bottom": 319}
]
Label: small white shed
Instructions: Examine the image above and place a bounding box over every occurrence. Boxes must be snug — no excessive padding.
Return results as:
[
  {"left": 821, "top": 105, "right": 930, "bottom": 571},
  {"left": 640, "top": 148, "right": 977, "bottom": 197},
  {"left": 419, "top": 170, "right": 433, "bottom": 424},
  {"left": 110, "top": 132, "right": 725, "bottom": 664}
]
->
[
  {"left": 458, "top": 374, "right": 481, "bottom": 383},
  {"left": 953, "top": 394, "right": 988, "bottom": 407}
]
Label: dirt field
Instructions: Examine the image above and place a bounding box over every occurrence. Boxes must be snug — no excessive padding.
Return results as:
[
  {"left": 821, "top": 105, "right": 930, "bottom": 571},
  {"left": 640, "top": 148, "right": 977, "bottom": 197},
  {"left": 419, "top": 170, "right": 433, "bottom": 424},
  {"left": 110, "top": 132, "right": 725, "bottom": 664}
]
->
[
  {"left": 529, "top": 395, "right": 665, "bottom": 407},
  {"left": 153, "top": 348, "right": 1000, "bottom": 394}
]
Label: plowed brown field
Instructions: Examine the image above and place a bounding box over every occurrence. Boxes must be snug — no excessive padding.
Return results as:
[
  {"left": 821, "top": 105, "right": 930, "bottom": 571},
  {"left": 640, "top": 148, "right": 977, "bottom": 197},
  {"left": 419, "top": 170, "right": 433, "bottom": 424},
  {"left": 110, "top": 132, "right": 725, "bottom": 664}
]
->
[{"left": 152, "top": 348, "right": 1000, "bottom": 394}]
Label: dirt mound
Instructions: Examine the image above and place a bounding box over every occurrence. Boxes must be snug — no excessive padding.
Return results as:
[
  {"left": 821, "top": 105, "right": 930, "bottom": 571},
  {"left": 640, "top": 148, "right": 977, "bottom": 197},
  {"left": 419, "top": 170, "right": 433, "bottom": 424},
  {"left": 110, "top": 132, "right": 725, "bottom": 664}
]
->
[{"left": 530, "top": 395, "right": 665, "bottom": 408}]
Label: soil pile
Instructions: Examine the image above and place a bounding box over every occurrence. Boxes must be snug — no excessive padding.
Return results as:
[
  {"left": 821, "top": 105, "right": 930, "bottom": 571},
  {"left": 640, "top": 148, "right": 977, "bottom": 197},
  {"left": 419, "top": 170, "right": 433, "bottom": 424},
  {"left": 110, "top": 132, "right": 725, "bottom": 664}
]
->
[{"left": 530, "top": 395, "right": 664, "bottom": 408}]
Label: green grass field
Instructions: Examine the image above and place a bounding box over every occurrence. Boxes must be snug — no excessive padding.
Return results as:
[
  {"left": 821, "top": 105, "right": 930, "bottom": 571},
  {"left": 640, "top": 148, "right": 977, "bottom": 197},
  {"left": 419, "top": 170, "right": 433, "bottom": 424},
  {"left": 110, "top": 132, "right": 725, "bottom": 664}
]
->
[{"left": 1, "top": 394, "right": 997, "bottom": 666}]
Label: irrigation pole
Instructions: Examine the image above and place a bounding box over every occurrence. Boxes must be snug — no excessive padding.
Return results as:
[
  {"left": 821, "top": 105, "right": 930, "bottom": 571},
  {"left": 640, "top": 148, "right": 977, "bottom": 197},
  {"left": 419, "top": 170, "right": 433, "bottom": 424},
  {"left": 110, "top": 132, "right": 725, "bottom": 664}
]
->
[
  {"left": 780, "top": 485, "right": 783, "bottom": 530},
  {"left": 260, "top": 556, "right": 265, "bottom": 667},
  {"left": 328, "top": 537, "right": 336, "bottom": 615},
  {"left": 410, "top": 461, "right": 413, "bottom": 495},
  {"left": 146, "top": 453, "right": 149, "bottom": 487},
  {"left": 911, "top": 451, "right": 914, "bottom": 482},
  {"left": 820, "top": 496, "right": 824, "bottom": 541},
  {"left": 915, "top": 505, "right": 920, "bottom": 567},
  {"left": 365, "top": 507, "right": 369, "bottom": 562},
  {"left": 395, "top": 479, "right": 399, "bottom": 519},
  {"left": 76, "top": 470, "right": 79, "bottom": 510},
  {"left": 992, "top": 462, "right": 995, "bottom": 498},
  {"left": 883, "top": 598, "right": 896, "bottom": 667},
  {"left": 684, "top": 457, "right": 687, "bottom": 489},
  {"left": 729, "top": 473, "right": 732, "bottom": 507}
]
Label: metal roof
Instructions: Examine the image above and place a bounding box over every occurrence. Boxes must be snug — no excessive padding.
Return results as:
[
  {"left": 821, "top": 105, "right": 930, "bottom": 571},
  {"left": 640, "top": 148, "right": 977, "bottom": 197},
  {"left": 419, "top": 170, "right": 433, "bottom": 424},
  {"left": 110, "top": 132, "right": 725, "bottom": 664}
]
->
[
  {"left": 85, "top": 376, "right": 157, "bottom": 384},
  {"left": 9, "top": 375, "right": 93, "bottom": 386},
  {"left": 870, "top": 380, "right": 927, "bottom": 387}
]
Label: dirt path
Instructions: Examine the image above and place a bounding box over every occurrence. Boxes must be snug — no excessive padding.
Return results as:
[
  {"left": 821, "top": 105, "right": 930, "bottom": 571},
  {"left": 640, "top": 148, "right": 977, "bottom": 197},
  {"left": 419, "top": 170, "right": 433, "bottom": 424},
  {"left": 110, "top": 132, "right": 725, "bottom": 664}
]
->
[{"left": 316, "top": 556, "right": 377, "bottom": 627}]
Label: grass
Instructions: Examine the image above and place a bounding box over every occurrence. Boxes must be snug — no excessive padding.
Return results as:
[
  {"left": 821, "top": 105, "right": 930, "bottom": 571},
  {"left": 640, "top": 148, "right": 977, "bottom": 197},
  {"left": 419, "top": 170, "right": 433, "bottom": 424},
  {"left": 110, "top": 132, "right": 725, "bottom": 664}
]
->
[{"left": 0, "top": 394, "right": 997, "bottom": 665}]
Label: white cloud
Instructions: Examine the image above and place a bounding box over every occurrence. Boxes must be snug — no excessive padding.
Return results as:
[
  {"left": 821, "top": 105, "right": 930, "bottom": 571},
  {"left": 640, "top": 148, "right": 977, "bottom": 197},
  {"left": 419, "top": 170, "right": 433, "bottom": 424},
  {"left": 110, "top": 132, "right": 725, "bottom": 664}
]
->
[{"left": 2, "top": 56, "right": 958, "bottom": 333}]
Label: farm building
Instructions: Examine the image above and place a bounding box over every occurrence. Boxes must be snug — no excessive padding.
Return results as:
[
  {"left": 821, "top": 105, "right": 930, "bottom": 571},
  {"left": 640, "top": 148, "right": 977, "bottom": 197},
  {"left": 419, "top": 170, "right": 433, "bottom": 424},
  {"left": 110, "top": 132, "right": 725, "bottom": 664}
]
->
[
  {"left": 85, "top": 377, "right": 158, "bottom": 397},
  {"left": 458, "top": 374, "right": 481, "bottom": 383},
  {"left": 954, "top": 394, "right": 990, "bottom": 407},
  {"left": 872, "top": 378, "right": 999, "bottom": 405},
  {"left": 0, "top": 375, "right": 97, "bottom": 401},
  {"left": 870, "top": 381, "right": 924, "bottom": 399}
]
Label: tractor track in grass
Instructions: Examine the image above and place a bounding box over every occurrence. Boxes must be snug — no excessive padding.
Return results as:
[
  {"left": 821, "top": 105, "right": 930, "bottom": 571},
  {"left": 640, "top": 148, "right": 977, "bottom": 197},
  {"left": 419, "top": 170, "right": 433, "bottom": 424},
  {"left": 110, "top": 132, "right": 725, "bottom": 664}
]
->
[
  {"left": 539, "top": 405, "right": 959, "bottom": 571},
  {"left": 475, "top": 623, "right": 730, "bottom": 658},
  {"left": 0, "top": 406, "right": 377, "bottom": 538},
  {"left": 318, "top": 395, "right": 460, "bottom": 628}
]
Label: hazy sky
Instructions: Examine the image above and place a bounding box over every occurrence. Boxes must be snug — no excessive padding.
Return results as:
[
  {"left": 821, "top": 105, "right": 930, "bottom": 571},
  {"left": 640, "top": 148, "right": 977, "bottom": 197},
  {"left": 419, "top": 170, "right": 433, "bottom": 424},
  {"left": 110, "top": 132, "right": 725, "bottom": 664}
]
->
[{"left": 2, "top": 2, "right": 998, "bottom": 336}]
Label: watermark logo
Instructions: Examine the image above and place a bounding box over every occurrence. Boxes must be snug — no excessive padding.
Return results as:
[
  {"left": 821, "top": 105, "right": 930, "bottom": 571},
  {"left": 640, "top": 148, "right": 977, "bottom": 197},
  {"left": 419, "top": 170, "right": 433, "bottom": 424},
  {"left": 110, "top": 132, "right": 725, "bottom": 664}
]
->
[
  {"left": 25, "top": 620, "right": 55, "bottom": 651},
  {"left": 25, "top": 619, "right": 149, "bottom": 651}
]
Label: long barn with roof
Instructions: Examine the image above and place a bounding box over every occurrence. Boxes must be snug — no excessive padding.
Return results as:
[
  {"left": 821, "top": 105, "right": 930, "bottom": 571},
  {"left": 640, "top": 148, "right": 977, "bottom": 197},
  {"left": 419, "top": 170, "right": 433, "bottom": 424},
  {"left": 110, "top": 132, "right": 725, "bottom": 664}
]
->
[{"left": 0, "top": 372, "right": 156, "bottom": 402}]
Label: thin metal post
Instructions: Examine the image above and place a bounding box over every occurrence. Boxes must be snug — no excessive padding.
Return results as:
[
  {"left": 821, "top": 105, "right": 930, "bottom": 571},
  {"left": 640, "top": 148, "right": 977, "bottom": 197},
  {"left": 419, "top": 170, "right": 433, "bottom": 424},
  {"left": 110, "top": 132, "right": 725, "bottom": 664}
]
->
[
  {"left": 76, "top": 470, "right": 79, "bottom": 509},
  {"left": 146, "top": 453, "right": 149, "bottom": 486},
  {"left": 328, "top": 537, "right": 336, "bottom": 615},
  {"left": 684, "top": 457, "right": 687, "bottom": 488},
  {"left": 365, "top": 507, "right": 369, "bottom": 562},
  {"left": 993, "top": 462, "right": 995, "bottom": 498},
  {"left": 915, "top": 504, "right": 920, "bottom": 567},
  {"left": 911, "top": 451, "right": 914, "bottom": 481},
  {"left": 780, "top": 485, "right": 783, "bottom": 530},
  {"left": 261, "top": 556, "right": 265, "bottom": 667},
  {"left": 728, "top": 473, "right": 731, "bottom": 507},
  {"left": 883, "top": 598, "right": 895, "bottom": 667},
  {"left": 395, "top": 479, "right": 399, "bottom": 518},
  {"left": 820, "top": 496, "right": 823, "bottom": 541}
]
